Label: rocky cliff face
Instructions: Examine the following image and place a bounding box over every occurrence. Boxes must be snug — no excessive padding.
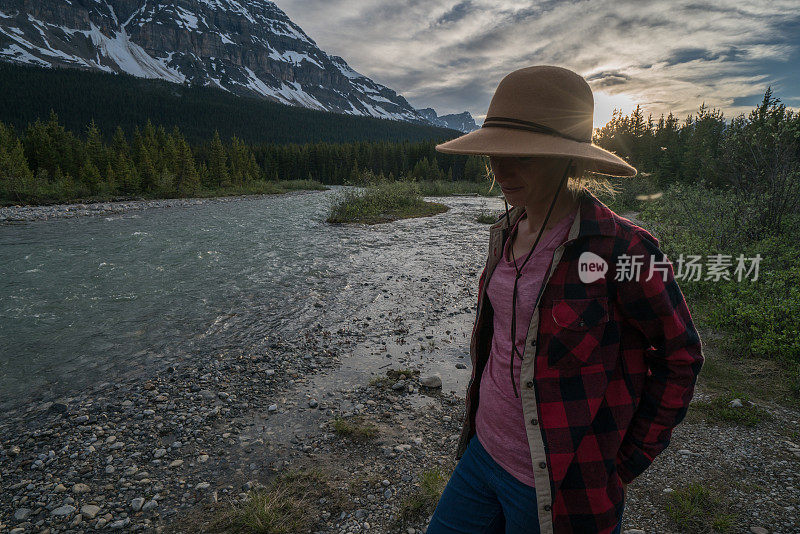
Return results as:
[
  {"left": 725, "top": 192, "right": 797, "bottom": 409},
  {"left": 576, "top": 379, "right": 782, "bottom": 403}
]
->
[
  {"left": 418, "top": 108, "right": 478, "bottom": 132},
  {"left": 0, "top": 0, "right": 475, "bottom": 130}
]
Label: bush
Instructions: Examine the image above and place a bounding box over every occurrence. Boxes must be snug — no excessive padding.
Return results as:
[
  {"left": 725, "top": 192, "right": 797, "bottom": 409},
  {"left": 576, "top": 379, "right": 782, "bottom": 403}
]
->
[
  {"left": 327, "top": 181, "right": 448, "bottom": 224},
  {"left": 632, "top": 181, "right": 800, "bottom": 394}
]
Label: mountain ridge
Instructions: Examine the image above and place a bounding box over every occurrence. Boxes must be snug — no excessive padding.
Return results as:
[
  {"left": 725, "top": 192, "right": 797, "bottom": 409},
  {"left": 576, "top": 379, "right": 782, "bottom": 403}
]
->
[{"left": 0, "top": 0, "right": 477, "bottom": 132}]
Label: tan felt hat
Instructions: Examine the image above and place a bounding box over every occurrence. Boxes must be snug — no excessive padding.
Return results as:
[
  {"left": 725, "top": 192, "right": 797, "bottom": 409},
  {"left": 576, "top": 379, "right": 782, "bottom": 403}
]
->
[{"left": 435, "top": 65, "right": 637, "bottom": 177}]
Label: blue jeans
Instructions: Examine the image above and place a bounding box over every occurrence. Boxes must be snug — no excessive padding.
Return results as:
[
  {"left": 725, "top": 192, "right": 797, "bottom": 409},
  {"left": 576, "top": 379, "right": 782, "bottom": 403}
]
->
[{"left": 426, "top": 434, "right": 624, "bottom": 533}]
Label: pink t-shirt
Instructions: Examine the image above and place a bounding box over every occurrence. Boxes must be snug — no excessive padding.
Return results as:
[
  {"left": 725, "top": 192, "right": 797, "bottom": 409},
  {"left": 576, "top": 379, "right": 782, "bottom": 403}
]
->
[{"left": 475, "top": 208, "right": 576, "bottom": 487}]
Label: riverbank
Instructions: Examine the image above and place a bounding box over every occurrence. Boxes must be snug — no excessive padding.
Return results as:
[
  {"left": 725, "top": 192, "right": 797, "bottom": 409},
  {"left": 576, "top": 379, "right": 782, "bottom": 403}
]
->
[
  {"left": 2, "top": 323, "right": 799, "bottom": 533},
  {"left": 0, "top": 186, "right": 326, "bottom": 223},
  {"left": 2, "top": 196, "right": 799, "bottom": 533}
]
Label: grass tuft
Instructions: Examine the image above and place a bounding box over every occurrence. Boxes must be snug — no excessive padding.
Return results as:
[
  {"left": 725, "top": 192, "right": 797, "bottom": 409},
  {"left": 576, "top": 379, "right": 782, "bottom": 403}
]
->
[
  {"left": 688, "top": 394, "right": 772, "bottom": 427},
  {"left": 398, "top": 468, "right": 449, "bottom": 525},
  {"left": 665, "top": 482, "right": 738, "bottom": 533},
  {"left": 476, "top": 210, "right": 499, "bottom": 224},
  {"left": 332, "top": 415, "right": 379, "bottom": 441},
  {"left": 174, "top": 467, "right": 345, "bottom": 533}
]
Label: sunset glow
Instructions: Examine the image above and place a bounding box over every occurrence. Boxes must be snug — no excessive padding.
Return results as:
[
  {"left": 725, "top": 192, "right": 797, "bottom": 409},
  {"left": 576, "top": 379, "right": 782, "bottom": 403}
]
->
[{"left": 593, "top": 91, "right": 640, "bottom": 128}]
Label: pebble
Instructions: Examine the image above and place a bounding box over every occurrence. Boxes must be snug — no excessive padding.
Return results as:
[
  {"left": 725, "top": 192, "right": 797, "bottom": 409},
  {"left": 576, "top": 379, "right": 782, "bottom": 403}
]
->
[
  {"left": 71, "top": 482, "right": 90, "bottom": 494},
  {"left": 80, "top": 504, "right": 101, "bottom": 519},
  {"left": 420, "top": 374, "right": 442, "bottom": 388},
  {"left": 131, "top": 497, "right": 145, "bottom": 511},
  {"left": 109, "top": 517, "right": 131, "bottom": 529},
  {"left": 50, "top": 505, "right": 75, "bottom": 516}
]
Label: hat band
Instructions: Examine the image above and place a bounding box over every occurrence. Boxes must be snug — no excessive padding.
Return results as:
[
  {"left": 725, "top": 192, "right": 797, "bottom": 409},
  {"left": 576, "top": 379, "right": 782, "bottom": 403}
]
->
[{"left": 481, "top": 116, "right": 589, "bottom": 143}]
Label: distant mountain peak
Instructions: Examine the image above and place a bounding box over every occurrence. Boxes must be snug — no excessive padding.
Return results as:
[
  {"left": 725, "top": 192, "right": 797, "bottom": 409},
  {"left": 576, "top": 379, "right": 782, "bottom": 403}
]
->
[
  {"left": 0, "top": 0, "right": 471, "bottom": 129},
  {"left": 418, "top": 108, "right": 478, "bottom": 133}
]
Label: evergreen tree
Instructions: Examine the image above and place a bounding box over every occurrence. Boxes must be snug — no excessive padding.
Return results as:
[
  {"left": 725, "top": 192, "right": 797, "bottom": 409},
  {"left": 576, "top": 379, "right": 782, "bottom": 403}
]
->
[
  {"left": 208, "top": 130, "right": 229, "bottom": 188},
  {"left": 0, "top": 135, "right": 35, "bottom": 202}
]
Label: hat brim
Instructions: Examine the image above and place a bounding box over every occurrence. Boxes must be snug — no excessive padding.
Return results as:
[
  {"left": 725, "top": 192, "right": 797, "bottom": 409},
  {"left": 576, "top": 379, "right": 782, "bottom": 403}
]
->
[{"left": 435, "top": 127, "right": 637, "bottom": 177}]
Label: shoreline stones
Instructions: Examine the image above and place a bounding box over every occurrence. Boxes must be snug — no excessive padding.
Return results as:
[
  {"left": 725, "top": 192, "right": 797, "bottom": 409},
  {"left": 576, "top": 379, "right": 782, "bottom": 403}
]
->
[
  {"left": 0, "top": 190, "right": 321, "bottom": 223},
  {"left": 419, "top": 374, "right": 442, "bottom": 388},
  {"left": 2, "top": 197, "right": 799, "bottom": 533}
]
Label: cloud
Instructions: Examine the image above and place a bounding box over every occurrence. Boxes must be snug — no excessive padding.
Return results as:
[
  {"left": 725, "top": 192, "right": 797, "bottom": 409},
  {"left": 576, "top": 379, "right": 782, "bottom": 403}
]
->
[
  {"left": 432, "top": 1, "right": 475, "bottom": 26},
  {"left": 276, "top": 0, "right": 800, "bottom": 125},
  {"left": 585, "top": 70, "right": 631, "bottom": 89}
]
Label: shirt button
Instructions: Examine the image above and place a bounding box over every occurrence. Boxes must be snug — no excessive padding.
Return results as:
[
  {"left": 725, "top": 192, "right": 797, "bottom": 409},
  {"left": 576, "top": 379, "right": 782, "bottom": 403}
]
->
[
  {"left": 544, "top": 504, "right": 552, "bottom": 512},
  {"left": 526, "top": 380, "right": 534, "bottom": 388},
  {"left": 538, "top": 461, "right": 547, "bottom": 469},
  {"left": 530, "top": 417, "right": 538, "bottom": 425},
  {"left": 530, "top": 339, "right": 537, "bottom": 347}
]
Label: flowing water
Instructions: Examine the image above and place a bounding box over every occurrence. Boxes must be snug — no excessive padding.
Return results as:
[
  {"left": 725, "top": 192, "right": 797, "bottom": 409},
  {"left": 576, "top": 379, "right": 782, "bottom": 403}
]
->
[{"left": 0, "top": 187, "right": 504, "bottom": 412}]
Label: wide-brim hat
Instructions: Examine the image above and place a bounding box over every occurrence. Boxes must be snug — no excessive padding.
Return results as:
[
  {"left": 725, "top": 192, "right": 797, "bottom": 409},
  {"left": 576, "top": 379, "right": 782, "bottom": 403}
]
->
[{"left": 435, "top": 65, "right": 637, "bottom": 177}]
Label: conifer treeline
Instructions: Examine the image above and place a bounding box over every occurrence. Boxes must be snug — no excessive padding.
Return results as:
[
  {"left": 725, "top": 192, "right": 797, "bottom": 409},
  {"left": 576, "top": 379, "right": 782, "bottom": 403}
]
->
[
  {"left": 2, "top": 87, "right": 797, "bottom": 207},
  {"left": 592, "top": 87, "right": 800, "bottom": 190},
  {"left": 0, "top": 111, "right": 489, "bottom": 204}
]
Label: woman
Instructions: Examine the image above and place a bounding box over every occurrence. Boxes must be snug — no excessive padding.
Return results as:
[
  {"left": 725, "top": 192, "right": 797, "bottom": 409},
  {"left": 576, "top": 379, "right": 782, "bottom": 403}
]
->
[{"left": 426, "top": 66, "right": 704, "bottom": 533}]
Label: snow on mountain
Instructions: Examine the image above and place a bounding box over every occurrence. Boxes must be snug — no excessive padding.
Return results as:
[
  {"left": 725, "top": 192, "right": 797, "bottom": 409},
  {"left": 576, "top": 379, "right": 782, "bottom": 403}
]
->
[
  {"left": 0, "top": 0, "right": 474, "bottom": 129},
  {"left": 418, "top": 108, "right": 479, "bottom": 133}
]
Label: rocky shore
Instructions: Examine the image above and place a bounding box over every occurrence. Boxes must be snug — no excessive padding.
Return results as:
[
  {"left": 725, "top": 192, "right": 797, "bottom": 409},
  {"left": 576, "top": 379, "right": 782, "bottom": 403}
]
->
[
  {"left": 0, "top": 192, "right": 317, "bottom": 223},
  {"left": 3, "top": 320, "right": 799, "bottom": 533},
  {"left": 2, "top": 198, "right": 799, "bottom": 533}
]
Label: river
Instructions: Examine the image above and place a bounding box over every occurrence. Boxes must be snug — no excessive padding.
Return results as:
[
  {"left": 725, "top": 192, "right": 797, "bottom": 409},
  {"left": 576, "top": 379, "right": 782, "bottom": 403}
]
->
[{"left": 0, "top": 187, "right": 502, "bottom": 412}]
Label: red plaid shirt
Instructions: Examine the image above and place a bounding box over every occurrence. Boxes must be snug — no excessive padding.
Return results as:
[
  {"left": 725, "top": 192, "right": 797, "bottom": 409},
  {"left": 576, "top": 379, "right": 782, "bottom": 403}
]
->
[{"left": 457, "top": 189, "right": 704, "bottom": 533}]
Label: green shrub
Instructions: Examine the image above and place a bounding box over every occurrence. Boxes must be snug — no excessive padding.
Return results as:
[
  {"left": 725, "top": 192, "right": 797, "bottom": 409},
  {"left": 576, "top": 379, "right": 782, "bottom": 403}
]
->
[
  {"left": 327, "top": 181, "right": 448, "bottom": 224},
  {"left": 615, "top": 180, "right": 800, "bottom": 399}
]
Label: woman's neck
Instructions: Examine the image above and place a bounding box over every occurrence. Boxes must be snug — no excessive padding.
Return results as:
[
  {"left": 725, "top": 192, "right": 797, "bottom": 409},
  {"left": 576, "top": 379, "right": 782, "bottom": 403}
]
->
[{"left": 520, "top": 187, "right": 581, "bottom": 237}]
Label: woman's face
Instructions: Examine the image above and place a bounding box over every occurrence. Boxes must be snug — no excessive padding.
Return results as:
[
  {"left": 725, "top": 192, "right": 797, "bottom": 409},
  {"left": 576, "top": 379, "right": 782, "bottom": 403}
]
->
[{"left": 489, "top": 156, "right": 569, "bottom": 207}]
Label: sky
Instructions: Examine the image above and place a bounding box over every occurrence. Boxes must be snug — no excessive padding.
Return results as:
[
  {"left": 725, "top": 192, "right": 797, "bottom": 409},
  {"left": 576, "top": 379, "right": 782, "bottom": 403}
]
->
[{"left": 278, "top": 0, "right": 800, "bottom": 128}]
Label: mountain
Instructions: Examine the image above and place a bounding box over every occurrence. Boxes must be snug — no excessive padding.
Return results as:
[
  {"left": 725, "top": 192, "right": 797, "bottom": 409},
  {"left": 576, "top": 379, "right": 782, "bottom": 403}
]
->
[
  {"left": 417, "top": 108, "right": 478, "bottom": 133},
  {"left": 0, "top": 0, "right": 475, "bottom": 131}
]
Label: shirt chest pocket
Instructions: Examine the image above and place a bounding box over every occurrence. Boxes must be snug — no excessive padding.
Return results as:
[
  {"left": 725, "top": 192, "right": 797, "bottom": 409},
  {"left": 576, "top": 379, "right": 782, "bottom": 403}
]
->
[{"left": 547, "top": 297, "right": 611, "bottom": 369}]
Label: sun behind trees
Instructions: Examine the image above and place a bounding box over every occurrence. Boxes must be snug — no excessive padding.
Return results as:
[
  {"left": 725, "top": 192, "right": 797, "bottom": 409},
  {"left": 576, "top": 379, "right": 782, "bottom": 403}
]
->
[{"left": 594, "top": 87, "right": 800, "bottom": 240}]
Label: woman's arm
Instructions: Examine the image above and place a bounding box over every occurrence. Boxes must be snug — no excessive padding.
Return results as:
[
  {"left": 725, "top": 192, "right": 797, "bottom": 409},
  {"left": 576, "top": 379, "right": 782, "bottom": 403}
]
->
[{"left": 612, "top": 230, "right": 704, "bottom": 484}]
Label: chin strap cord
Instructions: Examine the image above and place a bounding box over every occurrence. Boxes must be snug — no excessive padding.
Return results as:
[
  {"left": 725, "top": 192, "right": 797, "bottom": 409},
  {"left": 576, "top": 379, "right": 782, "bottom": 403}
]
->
[{"left": 505, "top": 158, "right": 573, "bottom": 398}]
